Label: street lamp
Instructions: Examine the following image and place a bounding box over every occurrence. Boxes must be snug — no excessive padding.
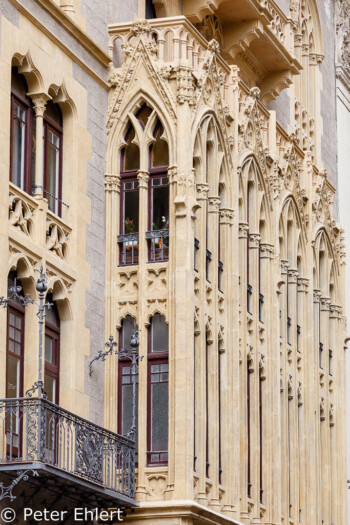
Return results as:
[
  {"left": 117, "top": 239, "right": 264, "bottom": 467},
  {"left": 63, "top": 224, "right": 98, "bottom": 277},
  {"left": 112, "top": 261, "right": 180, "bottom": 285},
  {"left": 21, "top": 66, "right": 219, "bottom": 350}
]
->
[{"left": 89, "top": 327, "right": 143, "bottom": 440}]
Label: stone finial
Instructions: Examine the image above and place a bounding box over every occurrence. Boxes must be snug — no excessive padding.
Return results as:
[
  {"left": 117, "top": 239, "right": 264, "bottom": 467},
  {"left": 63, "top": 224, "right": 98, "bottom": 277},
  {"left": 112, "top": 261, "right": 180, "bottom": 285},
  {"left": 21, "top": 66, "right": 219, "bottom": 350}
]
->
[{"left": 131, "top": 18, "right": 152, "bottom": 35}]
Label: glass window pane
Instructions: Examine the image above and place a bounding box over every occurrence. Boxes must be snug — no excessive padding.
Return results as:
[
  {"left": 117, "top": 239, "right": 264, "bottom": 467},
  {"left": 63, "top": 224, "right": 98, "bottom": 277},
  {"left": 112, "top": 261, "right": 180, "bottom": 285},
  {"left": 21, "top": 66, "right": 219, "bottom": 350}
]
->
[
  {"left": 12, "top": 103, "right": 26, "bottom": 189},
  {"left": 14, "top": 330, "right": 21, "bottom": 343},
  {"left": 7, "top": 354, "right": 20, "bottom": 398},
  {"left": 152, "top": 185, "right": 169, "bottom": 230},
  {"left": 124, "top": 126, "right": 140, "bottom": 171},
  {"left": 47, "top": 131, "right": 60, "bottom": 214},
  {"left": 44, "top": 374, "right": 56, "bottom": 403},
  {"left": 152, "top": 314, "right": 168, "bottom": 352},
  {"left": 123, "top": 185, "right": 139, "bottom": 233},
  {"left": 9, "top": 327, "right": 15, "bottom": 340},
  {"left": 9, "top": 314, "right": 15, "bottom": 326},
  {"left": 45, "top": 335, "right": 53, "bottom": 364},
  {"left": 122, "top": 316, "right": 137, "bottom": 353},
  {"left": 15, "top": 343, "right": 21, "bottom": 355},
  {"left": 8, "top": 340, "right": 14, "bottom": 353},
  {"left": 15, "top": 317, "right": 21, "bottom": 329},
  {"left": 151, "top": 381, "right": 168, "bottom": 452},
  {"left": 121, "top": 378, "right": 138, "bottom": 457}
]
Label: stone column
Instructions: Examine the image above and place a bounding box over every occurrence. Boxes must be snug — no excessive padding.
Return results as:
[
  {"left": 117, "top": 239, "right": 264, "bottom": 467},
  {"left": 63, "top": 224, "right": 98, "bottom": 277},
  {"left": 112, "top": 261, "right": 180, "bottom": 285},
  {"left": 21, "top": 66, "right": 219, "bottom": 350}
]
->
[
  {"left": 194, "top": 182, "right": 209, "bottom": 505},
  {"left": 104, "top": 174, "right": 120, "bottom": 432},
  {"left": 28, "top": 93, "right": 51, "bottom": 198},
  {"left": 135, "top": 169, "right": 149, "bottom": 500},
  {"left": 207, "top": 195, "right": 221, "bottom": 511}
]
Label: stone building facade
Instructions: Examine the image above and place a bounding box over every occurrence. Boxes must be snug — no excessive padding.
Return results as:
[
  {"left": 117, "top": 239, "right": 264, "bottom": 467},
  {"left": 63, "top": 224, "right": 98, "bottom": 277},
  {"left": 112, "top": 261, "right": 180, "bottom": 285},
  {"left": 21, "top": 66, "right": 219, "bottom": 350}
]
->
[{"left": 0, "top": 1, "right": 348, "bottom": 525}]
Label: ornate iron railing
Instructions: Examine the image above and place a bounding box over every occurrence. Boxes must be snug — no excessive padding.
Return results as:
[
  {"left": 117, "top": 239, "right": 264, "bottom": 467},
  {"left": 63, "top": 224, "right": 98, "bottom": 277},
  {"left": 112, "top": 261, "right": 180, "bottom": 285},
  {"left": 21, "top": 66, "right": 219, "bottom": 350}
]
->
[
  {"left": 118, "top": 233, "right": 139, "bottom": 265},
  {"left": 146, "top": 229, "right": 169, "bottom": 262},
  {"left": 0, "top": 397, "right": 135, "bottom": 498}
]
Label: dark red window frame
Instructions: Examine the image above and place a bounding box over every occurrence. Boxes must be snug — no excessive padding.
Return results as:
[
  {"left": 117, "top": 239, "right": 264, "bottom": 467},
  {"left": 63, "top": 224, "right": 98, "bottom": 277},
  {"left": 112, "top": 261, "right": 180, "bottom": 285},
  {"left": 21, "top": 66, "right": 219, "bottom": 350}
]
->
[
  {"left": 44, "top": 321, "right": 60, "bottom": 405},
  {"left": 147, "top": 317, "right": 169, "bottom": 466},
  {"left": 6, "top": 304, "right": 25, "bottom": 458},
  {"left": 10, "top": 84, "right": 34, "bottom": 195},
  {"left": 43, "top": 111, "right": 63, "bottom": 217}
]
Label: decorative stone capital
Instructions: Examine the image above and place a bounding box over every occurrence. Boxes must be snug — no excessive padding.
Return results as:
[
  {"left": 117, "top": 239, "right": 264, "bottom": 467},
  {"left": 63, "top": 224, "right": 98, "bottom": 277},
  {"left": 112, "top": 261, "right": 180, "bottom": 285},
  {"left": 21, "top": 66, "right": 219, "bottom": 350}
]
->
[
  {"left": 330, "top": 304, "right": 342, "bottom": 317},
  {"left": 137, "top": 170, "right": 149, "bottom": 189},
  {"left": 104, "top": 174, "right": 121, "bottom": 192},
  {"left": 28, "top": 93, "right": 51, "bottom": 117},
  {"left": 249, "top": 86, "right": 260, "bottom": 100},
  {"left": 288, "top": 268, "right": 299, "bottom": 283},
  {"left": 320, "top": 297, "right": 331, "bottom": 311},
  {"left": 220, "top": 208, "right": 234, "bottom": 225},
  {"left": 249, "top": 233, "right": 260, "bottom": 248},
  {"left": 196, "top": 183, "right": 209, "bottom": 201},
  {"left": 177, "top": 172, "right": 195, "bottom": 197},
  {"left": 260, "top": 243, "right": 274, "bottom": 259},
  {"left": 280, "top": 259, "right": 289, "bottom": 275},
  {"left": 208, "top": 196, "right": 221, "bottom": 213},
  {"left": 239, "top": 222, "right": 249, "bottom": 238},
  {"left": 168, "top": 166, "right": 177, "bottom": 185},
  {"left": 208, "top": 38, "right": 220, "bottom": 54},
  {"left": 297, "top": 277, "right": 309, "bottom": 292},
  {"left": 313, "top": 289, "right": 321, "bottom": 303}
]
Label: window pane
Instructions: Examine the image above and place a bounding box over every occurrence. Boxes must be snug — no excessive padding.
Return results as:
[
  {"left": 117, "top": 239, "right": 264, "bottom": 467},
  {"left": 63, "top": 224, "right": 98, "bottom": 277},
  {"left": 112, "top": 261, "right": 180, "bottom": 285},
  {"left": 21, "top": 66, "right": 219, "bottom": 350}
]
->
[
  {"left": 151, "top": 381, "right": 168, "bottom": 452},
  {"left": 152, "top": 185, "right": 169, "bottom": 230},
  {"left": 152, "top": 314, "right": 168, "bottom": 352},
  {"left": 12, "top": 103, "right": 26, "bottom": 189},
  {"left": 122, "top": 316, "right": 137, "bottom": 353},
  {"left": 124, "top": 126, "right": 140, "bottom": 171},
  {"left": 45, "top": 374, "right": 56, "bottom": 403},
  {"left": 124, "top": 185, "right": 139, "bottom": 233},
  {"left": 152, "top": 123, "right": 169, "bottom": 167},
  {"left": 45, "top": 335, "right": 53, "bottom": 364},
  {"left": 7, "top": 354, "right": 20, "bottom": 398},
  {"left": 46, "top": 130, "right": 60, "bottom": 214},
  {"left": 121, "top": 368, "right": 138, "bottom": 457}
]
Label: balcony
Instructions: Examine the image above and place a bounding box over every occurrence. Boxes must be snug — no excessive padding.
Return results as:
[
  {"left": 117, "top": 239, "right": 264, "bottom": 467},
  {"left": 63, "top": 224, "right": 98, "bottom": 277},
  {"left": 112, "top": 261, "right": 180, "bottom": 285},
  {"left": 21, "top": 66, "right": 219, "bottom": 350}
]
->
[
  {"left": 109, "top": 8, "right": 301, "bottom": 103},
  {"left": 146, "top": 229, "right": 169, "bottom": 262},
  {"left": 0, "top": 397, "right": 136, "bottom": 509},
  {"left": 118, "top": 233, "right": 139, "bottom": 265}
]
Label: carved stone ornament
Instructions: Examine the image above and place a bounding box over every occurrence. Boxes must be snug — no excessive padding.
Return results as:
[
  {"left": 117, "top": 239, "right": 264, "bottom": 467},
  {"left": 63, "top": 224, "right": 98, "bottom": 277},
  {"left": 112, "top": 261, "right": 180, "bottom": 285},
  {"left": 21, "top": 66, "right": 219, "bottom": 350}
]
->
[
  {"left": 105, "top": 174, "right": 121, "bottom": 192},
  {"left": 220, "top": 208, "right": 234, "bottom": 225},
  {"left": 336, "top": 0, "right": 350, "bottom": 71},
  {"left": 249, "top": 233, "right": 261, "bottom": 248},
  {"left": 196, "top": 183, "right": 209, "bottom": 200},
  {"left": 239, "top": 222, "right": 249, "bottom": 238}
]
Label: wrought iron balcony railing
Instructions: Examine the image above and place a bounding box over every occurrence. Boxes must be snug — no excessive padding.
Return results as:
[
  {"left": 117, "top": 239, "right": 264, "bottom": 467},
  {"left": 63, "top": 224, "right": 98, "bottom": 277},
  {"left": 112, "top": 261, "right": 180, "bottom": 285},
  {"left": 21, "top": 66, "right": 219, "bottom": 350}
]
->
[
  {"left": 0, "top": 397, "right": 136, "bottom": 506},
  {"left": 146, "top": 229, "right": 169, "bottom": 262},
  {"left": 118, "top": 233, "right": 139, "bottom": 265}
]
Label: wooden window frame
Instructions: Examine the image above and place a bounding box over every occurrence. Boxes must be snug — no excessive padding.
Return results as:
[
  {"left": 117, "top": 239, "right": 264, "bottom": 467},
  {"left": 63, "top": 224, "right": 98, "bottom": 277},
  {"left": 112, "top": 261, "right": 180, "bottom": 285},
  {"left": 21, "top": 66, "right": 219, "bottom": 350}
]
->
[
  {"left": 44, "top": 322, "right": 60, "bottom": 405},
  {"left": 6, "top": 304, "right": 25, "bottom": 458}
]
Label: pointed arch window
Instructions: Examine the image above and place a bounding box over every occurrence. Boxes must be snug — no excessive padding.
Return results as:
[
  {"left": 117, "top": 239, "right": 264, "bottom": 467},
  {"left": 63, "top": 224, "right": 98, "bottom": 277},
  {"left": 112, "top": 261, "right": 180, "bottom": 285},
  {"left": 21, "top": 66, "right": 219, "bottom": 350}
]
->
[
  {"left": 10, "top": 67, "right": 35, "bottom": 194},
  {"left": 147, "top": 313, "right": 168, "bottom": 465},
  {"left": 147, "top": 120, "right": 169, "bottom": 262},
  {"left": 118, "top": 315, "right": 139, "bottom": 457}
]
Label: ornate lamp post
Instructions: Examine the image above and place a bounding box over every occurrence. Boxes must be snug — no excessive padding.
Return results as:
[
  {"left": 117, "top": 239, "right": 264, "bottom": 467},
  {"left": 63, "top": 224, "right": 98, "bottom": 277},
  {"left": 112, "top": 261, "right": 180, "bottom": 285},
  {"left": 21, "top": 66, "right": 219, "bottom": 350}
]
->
[{"left": 89, "top": 328, "right": 143, "bottom": 440}]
